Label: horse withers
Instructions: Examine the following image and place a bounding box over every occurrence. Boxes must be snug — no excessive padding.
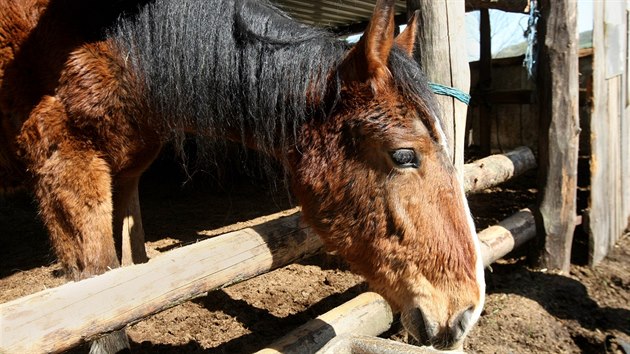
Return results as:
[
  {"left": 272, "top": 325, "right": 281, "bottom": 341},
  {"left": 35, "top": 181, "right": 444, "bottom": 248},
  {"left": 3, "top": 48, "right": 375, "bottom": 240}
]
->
[{"left": 0, "top": 0, "right": 485, "bottom": 351}]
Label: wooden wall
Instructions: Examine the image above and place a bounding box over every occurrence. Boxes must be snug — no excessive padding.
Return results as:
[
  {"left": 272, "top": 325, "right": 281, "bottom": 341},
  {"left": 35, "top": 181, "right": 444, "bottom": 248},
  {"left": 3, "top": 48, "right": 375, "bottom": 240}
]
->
[
  {"left": 588, "top": 0, "right": 630, "bottom": 266},
  {"left": 467, "top": 56, "right": 538, "bottom": 153}
]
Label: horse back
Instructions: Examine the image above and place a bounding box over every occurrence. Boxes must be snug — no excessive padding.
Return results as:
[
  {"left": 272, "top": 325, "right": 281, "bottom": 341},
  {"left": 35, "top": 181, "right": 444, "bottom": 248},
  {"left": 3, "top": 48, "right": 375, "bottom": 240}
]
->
[{"left": 0, "top": 0, "right": 158, "bottom": 192}]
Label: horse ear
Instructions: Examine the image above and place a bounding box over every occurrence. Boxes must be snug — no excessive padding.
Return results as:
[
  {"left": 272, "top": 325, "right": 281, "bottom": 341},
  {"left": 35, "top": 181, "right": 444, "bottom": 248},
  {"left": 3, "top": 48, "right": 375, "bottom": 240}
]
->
[
  {"left": 342, "top": 0, "right": 397, "bottom": 90},
  {"left": 395, "top": 10, "right": 419, "bottom": 57}
]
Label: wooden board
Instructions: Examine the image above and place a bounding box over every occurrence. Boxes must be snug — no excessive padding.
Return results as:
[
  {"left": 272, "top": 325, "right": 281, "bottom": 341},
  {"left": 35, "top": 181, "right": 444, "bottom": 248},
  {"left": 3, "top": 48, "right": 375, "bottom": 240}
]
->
[
  {"left": 588, "top": 0, "right": 629, "bottom": 266},
  {"left": 0, "top": 213, "right": 323, "bottom": 354},
  {"left": 255, "top": 292, "right": 393, "bottom": 354}
]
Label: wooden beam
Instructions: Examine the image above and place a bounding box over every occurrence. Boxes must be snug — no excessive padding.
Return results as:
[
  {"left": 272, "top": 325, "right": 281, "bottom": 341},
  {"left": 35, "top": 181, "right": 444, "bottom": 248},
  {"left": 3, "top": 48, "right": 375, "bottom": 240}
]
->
[
  {"left": 331, "top": 14, "right": 408, "bottom": 35},
  {"left": 478, "top": 209, "right": 536, "bottom": 266},
  {"left": 255, "top": 292, "right": 393, "bottom": 354},
  {"left": 465, "top": 0, "right": 530, "bottom": 13},
  {"left": 406, "top": 0, "right": 470, "bottom": 183},
  {"left": 472, "top": 89, "right": 534, "bottom": 105},
  {"left": 469, "top": 55, "right": 527, "bottom": 69},
  {"left": 478, "top": 8, "right": 492, "bottom": 155},
  {"left": 464, "top": 146, "right": 536, "bottom": 194},
  {"left": 535, "top": 0, "right": 580, "bottom": 272},
  {"left": 0, "top": 213, "right": 323, "bottom": 354}
]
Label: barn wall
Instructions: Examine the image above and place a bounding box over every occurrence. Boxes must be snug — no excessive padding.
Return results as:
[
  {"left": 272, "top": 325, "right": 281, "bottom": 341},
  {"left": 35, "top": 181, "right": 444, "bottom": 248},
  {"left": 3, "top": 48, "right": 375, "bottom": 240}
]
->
[
  {"left": 466, "top": 54, "right": 593, "bottom": 155},
  {"left": 588, "top": 0, "right": 630, "bottom": 266},
  {"left": 467, "top": 56, "right": 537, "bottom": 153}
]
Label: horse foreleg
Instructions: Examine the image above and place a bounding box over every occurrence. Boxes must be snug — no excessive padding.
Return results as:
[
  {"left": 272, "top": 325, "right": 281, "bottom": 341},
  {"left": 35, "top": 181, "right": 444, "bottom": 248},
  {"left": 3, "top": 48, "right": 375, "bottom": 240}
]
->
[
  {"left": 34, "top": 152, "right": 131, "bottom": 353},
  {"left": 114, "top": 176, "right": 148, "bottom": 266},
  {"left": 19, "top": 96, "right": 131, "bottom": 353}
]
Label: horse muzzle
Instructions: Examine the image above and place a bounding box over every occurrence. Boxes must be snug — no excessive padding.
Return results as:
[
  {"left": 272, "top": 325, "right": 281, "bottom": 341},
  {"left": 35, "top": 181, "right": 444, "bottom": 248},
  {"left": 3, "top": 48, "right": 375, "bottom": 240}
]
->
[{"left": 401, "top": 305, "right": 476, "bottom": 351}]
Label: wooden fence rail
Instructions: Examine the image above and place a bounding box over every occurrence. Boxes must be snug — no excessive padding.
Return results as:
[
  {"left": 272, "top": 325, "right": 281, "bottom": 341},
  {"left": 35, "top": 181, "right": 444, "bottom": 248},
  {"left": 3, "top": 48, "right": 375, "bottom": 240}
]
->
[
  {"left": 464, "top": 146, "right": 536, "bottom": 193},
  {"left": 0, "top": 214, "right": 322, "bottom": 354}
]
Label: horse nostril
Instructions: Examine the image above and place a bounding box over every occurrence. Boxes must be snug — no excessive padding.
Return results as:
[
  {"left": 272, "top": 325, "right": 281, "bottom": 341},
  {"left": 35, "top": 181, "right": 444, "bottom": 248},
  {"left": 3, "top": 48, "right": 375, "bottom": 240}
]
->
[
  {"left": 404, "top": 308, "right": 438, "bottom": 345},
  {"left": 449, "top": 306, "right": 475, "bottom": 344}
]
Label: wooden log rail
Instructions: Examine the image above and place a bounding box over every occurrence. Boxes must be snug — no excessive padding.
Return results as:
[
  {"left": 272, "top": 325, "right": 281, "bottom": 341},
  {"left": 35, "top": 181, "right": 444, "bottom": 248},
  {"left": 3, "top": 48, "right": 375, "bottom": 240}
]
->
[
  {"left": 0, "top": 213, "right": 323, "bottom": 354},
  {"left": 0, "top": 150, "right": 537, "bottom": 353},
  {"left": 464, "top": 146, "right": 536, "bottom": 193},
  {"left": 255, "top": 292, "right": 394, "bottom": 354}
]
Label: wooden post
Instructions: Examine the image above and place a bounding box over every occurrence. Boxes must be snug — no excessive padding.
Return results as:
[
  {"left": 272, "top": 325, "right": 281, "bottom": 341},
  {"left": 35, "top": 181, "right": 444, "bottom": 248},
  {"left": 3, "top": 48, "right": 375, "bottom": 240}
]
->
[
  {"left": 535, "top": 0, "right": 580, "bottom": 272},
  {"left": 406, "top": 0, "right": 470, "bottom": 182},
  {"left": 478, "top": 8, "right": 492, "bottom": 155}
]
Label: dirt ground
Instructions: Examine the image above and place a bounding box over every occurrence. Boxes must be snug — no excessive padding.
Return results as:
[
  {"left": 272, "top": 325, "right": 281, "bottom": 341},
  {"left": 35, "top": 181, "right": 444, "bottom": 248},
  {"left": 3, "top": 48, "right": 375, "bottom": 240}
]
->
[{"left": 1, "top": 158, "right": 629, "bottom": 354}]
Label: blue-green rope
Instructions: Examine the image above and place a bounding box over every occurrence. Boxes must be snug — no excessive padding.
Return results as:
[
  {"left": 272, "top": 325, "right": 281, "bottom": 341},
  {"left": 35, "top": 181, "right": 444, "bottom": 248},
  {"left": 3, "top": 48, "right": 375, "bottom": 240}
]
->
[{"left": 429, "top": 82, "right": 471, "bottom": 105}]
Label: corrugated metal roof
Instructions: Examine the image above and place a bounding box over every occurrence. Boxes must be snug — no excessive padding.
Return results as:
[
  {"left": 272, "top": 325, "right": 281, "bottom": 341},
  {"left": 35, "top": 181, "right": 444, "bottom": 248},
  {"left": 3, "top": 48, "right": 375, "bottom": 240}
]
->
[{"left": 273, "top": 0, "right": 408, "bottom": 30}]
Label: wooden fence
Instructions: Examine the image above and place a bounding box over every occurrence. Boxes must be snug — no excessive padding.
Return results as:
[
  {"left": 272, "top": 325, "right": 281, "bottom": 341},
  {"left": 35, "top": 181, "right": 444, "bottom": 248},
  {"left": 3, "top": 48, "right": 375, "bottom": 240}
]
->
[{"left": 467, "top": 1, "right": 630, "bottom": 267}]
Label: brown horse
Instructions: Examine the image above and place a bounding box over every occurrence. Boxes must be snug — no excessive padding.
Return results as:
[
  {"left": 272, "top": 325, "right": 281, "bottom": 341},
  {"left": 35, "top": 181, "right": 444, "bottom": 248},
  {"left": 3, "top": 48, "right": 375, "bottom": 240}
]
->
[{"left": 0, "top": 0, "right": 485, "bottom": 352}]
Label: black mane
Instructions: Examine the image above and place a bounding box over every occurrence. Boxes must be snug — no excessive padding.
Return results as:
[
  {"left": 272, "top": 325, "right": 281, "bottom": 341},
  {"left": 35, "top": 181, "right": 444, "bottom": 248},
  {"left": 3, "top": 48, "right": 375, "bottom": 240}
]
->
[
  {"left": 113, "top": 0, "right": 439, "bottom": 164},
  {"left": 114, "top": 0, "right": 347, "bottom": 159}
]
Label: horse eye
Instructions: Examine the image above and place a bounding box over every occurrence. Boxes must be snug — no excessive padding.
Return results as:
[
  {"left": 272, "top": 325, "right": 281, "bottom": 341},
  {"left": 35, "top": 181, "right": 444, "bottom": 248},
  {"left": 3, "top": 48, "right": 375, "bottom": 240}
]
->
[{"left": 391, "top": 149, "right": 419, "bottom": 168}]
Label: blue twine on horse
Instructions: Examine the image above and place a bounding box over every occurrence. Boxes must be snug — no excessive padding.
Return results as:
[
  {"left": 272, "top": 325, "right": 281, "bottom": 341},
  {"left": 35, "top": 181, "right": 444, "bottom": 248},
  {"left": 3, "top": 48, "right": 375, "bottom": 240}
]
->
[{"left": 428, "top": 82, "right": 471, "bottom": 105}]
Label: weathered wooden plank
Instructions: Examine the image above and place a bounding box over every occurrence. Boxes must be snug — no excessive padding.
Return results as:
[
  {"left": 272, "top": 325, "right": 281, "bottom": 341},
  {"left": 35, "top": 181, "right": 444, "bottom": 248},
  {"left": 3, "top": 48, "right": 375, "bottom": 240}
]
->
[
  {"left": 464, "top": 146, "right": 536, "bottom": 194},
  {"left": 588, "top": 0, "right": 629, "bottom": 266},
  {"left": 478, "top": 8, "right": 492, "bottom": 155},
  {"left": 406, "top": 0, "right": 470, "bottom": 182},
  {"left": 255, "top": 292, "right": 393, "bottom": 354},
  {"left": 534, "top": 0, "right": 580, "bottom": 272},
  {"left": 0, "top": 212, "right": 323, "bottom": 354},
  {"left": 478, "top": 209, "right": 536, "bottom": 266},
  {"left": 608, "top": 77, "right": 622, "bottom": 258},
  {"left": 588, "top": 0, "right": 609, "bottom": 266}
]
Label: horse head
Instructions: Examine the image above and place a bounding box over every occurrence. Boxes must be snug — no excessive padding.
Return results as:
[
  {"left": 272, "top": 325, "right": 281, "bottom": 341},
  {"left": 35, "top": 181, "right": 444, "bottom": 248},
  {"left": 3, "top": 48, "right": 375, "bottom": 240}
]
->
[{"left": 290, "top": 0, "right": 485, "bottom": 350}]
